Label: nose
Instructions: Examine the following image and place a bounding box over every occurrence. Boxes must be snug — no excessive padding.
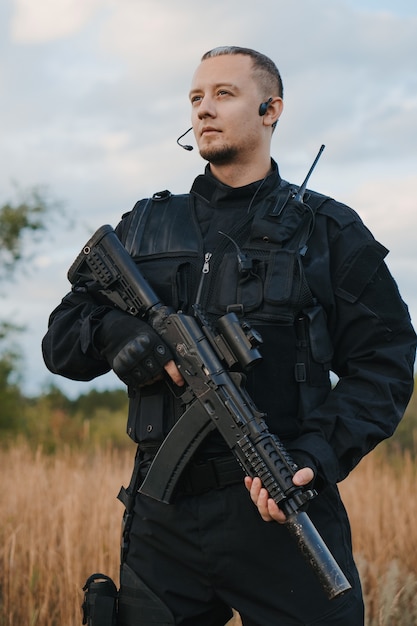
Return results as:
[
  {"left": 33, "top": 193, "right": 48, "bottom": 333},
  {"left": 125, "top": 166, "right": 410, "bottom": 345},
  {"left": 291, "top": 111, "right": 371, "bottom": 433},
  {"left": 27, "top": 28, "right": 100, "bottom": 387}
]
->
[{"left": 196, "top": 95, "right": 216, "bottom": 119}]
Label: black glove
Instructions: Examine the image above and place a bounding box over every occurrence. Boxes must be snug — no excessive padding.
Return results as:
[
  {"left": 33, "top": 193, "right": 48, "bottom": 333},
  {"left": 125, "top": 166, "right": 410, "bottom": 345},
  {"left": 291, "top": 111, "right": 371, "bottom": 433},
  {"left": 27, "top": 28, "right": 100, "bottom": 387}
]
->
[{"left": 96, "top": 309, "right": 173, "bottom": 387}]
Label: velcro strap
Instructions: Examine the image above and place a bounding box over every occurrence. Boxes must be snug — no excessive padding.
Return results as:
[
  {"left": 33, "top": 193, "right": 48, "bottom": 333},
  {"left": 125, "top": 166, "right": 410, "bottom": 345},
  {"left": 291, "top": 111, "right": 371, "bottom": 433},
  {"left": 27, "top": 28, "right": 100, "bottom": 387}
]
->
[{"left": 336, "top": 241, "right": 388, "bottom": 303}]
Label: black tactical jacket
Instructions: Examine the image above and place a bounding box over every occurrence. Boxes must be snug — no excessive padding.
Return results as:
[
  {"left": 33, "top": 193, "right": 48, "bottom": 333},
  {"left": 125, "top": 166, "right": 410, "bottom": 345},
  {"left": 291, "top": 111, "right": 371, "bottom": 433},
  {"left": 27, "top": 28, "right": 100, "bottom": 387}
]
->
[{"left": 42, "top": 161, "right": 416, "bottom": 486}]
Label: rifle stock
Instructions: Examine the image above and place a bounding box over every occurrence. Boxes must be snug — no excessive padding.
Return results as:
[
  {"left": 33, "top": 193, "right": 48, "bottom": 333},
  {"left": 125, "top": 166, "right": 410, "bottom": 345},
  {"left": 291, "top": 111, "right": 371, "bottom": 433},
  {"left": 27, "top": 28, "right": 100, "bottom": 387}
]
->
[{"left": 68, "top": 224, "right": 351, "bottom": 600}]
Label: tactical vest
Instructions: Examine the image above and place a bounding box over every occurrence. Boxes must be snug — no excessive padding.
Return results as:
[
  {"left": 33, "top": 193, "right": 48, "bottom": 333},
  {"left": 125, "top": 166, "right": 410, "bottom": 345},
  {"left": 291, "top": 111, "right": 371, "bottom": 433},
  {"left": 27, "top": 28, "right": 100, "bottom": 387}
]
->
[
  {"left": 116, "top": 181, "right": 334, "bottom": 445},
  {"left": 119, "top": 181, "right": 328, "bottom": 323}
]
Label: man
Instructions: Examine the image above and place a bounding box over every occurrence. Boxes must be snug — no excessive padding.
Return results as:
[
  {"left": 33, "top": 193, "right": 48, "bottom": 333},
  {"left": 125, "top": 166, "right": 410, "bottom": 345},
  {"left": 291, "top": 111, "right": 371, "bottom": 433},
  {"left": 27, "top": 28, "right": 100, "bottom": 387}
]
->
[{"left": 42, "top": 46, "right": 416, "bottom": 625}]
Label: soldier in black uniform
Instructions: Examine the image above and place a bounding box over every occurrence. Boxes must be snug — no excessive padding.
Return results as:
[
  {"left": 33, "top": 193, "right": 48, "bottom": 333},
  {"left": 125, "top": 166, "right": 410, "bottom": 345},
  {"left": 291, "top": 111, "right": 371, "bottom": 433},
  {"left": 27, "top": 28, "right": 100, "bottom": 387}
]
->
[{"left": 42, "top": 46, "right": 416, "bottom": 625}]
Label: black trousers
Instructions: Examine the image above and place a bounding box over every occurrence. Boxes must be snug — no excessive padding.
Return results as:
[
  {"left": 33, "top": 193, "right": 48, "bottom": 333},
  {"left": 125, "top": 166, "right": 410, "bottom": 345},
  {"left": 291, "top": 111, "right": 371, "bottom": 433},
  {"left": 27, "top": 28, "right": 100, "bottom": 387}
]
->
[{"left": 125, "top": 482, "right": 364, "bottom": 625}]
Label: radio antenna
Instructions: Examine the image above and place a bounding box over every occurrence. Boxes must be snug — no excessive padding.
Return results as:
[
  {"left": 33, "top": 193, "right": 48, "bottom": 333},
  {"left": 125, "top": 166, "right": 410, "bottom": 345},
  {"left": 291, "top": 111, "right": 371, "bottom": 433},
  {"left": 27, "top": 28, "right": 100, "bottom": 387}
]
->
[{"left": 294, "top": 144, "right": 325, "bottom": 202}]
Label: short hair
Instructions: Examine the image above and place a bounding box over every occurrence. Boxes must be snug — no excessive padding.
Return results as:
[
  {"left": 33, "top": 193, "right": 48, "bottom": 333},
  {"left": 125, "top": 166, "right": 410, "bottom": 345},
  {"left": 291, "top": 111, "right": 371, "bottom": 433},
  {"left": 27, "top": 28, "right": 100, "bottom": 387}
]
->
[{"left": 201, "top": 46, "right": 284, "bottom": 99}]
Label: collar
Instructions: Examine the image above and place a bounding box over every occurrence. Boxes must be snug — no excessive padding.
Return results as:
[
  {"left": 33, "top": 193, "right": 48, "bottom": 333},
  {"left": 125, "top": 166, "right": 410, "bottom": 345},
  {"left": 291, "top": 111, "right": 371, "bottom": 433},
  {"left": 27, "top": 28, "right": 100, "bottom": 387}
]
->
[{"left": 190, "top": 159, "right": 282, "bottom": 209}]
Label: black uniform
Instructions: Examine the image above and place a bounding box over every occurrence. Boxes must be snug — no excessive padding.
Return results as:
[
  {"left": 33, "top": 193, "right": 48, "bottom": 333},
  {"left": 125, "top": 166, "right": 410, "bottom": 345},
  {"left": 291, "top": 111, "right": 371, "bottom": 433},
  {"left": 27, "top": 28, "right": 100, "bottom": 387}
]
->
[{"left": 42, "top": 161, "right": 416, "bottom": 625}]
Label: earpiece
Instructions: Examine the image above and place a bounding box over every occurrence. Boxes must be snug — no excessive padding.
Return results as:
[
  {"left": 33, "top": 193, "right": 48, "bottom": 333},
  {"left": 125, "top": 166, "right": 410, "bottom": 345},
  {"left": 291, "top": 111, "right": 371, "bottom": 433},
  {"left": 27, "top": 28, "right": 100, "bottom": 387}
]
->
[{"left": 258, "top": 97, "right": 273, "bottom": 117}]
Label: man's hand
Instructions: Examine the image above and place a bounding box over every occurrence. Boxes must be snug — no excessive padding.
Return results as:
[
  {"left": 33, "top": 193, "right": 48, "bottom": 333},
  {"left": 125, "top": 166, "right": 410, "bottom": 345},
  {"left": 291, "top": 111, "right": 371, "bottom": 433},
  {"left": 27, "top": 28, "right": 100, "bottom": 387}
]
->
[
  {"left": 164, "top": 360, "right": 185, "bottom": 386},
  {"left": 244, "top": 467, "right": 315, "bottom": 523},
  {"left": 97, "top": 310, "right": 183, "bottom": 388}
]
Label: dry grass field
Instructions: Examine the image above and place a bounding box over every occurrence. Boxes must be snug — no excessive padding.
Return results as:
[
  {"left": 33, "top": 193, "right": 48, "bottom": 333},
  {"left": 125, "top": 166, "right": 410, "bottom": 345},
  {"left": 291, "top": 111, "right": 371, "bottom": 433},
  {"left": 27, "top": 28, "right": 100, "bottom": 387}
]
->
[{"left": 1, "top": 443, "right": 416, "bottom": 626}]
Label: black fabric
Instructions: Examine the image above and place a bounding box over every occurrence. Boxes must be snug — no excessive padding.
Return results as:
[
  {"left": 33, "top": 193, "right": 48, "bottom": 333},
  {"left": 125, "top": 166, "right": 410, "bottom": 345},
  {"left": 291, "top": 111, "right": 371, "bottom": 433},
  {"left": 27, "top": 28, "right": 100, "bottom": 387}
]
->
[
  {"left": 126, "top": 484, "right": 364, "bottom": 625},
  {"left": 118, "top": 563, "right": 176, "bottom": 625},
  {"left": 335, "top": 240, "right": 388, "bottom": 303},
  {"left": 175, "top": 453, "right": 244, "bottom": 496}
]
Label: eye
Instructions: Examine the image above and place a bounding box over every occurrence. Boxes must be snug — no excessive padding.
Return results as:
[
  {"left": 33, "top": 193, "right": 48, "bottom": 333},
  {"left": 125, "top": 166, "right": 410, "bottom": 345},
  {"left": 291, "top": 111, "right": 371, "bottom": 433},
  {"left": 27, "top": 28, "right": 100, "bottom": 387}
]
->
[{"left": 190, "top": 94, "right": 202, "bottom": 104}]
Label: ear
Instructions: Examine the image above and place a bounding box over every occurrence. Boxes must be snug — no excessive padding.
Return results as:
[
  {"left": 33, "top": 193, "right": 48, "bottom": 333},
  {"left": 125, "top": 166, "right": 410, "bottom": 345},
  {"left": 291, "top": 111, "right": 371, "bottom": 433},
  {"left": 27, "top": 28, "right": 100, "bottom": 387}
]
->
[{"left": 263, "top": 97, "right": 284, "bottom": 128}]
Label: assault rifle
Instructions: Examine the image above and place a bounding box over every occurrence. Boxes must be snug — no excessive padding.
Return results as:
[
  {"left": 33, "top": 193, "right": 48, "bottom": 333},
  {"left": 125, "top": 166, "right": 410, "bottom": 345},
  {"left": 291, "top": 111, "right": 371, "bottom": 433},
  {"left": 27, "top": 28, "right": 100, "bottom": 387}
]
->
[{"left": 68, "top": 221, "right": 351, "bottom": 601}]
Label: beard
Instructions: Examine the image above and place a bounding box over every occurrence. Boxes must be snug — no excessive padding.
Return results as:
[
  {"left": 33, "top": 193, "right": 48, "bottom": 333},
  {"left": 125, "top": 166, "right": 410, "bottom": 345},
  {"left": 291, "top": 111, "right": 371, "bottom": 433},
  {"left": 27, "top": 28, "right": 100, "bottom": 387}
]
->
[{"left": 199, "top": 143, "right": 238, "bottom": 165}]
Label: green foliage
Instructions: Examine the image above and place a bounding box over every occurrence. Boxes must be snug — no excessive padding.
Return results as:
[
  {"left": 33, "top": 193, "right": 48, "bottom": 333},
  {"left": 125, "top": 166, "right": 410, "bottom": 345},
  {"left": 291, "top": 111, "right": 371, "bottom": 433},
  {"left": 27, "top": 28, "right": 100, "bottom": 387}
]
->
[
  {"left": 72, "top": 388, "right": 128, "bottom": 415},
  {"left": 0, "top": 184, "right": 58, "bottom": 280},
  {"left": 20, "top": 385, "right": 130, "bottom": 453},
  {"left": 0, "top": 321, "right": 25, "bottom": 437},
  {"left": 0, "top": 181, "right": 126, "bottom": 448},
  {"left": 1, "top": 378, "right": 416, "bottom": 457},
  {"left": 0, "top": 382, "right": 132, "bottom": 452},
  {"left": 0, "top": 184, "right": 63, "bottom": 420},
  {"left": 0, "top": 321, "right": 23, "bottom": 383},
  {"left": 0, "top": 362, "right": 24, "bottom": 436}
]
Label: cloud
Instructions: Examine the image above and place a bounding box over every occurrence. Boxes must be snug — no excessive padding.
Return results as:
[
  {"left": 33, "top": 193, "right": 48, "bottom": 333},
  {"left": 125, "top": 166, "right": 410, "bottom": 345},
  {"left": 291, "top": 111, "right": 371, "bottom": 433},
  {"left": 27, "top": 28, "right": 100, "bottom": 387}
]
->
[
  {"left": 10, "top": 0, "right": 104, "bottom": 43},
  {"left": 1, "top": 0, "right": 416, "bottom": 395},
  {"left": 340, "top": 0, "right": 417, "bottom": 17},
  {"left": 344, "top": 173, "right": 417, "bottom": 252}
]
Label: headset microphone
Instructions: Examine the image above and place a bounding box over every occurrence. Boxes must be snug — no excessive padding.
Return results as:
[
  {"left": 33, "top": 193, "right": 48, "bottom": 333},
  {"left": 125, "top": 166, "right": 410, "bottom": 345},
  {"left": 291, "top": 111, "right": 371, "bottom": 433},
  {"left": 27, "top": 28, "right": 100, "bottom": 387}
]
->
[{"left": 176, "top": 127, "right": 194, "bottom": 151}]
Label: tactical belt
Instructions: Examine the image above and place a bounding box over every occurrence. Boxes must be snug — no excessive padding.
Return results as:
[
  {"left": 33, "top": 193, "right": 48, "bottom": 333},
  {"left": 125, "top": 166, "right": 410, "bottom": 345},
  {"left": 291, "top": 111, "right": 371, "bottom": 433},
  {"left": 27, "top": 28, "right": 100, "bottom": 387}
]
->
[{"left": 177, "top": 454, "right": 244, "bottom": 496}]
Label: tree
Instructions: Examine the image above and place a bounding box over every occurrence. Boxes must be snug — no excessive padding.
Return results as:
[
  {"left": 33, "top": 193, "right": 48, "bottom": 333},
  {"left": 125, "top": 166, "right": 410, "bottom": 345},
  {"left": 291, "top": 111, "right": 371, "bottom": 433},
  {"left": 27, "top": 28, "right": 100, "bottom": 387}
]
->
[
  {"left": 0, "top": 184, "right": 58, "bottom": 281},
  {"left": 0, "top": 185, "right": 62, "bottom": 419},
  {"left": 0, "top": 321, "right": 24, "bottom": 434}
]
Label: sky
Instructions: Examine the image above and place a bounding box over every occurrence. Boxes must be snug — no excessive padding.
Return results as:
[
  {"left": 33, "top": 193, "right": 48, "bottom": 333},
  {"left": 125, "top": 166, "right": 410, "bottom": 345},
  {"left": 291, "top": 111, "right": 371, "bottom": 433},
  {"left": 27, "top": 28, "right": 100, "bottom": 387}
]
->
[{"left": 1, "top": 0, "right": 416, "bottom": 398}]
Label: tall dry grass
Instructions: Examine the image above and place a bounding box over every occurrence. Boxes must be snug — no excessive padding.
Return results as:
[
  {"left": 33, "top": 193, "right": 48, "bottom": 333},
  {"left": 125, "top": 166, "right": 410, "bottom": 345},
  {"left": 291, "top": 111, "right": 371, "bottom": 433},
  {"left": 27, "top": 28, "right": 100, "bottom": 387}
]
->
[
  {"left": 0, "top": 444, "right": 131, "bottom": 626},
  {"left": 1, "top": 443, "right": 416, "bottom": 625},
  {"left": 339, "top": 449, "right": 417, "bottom": 625}
]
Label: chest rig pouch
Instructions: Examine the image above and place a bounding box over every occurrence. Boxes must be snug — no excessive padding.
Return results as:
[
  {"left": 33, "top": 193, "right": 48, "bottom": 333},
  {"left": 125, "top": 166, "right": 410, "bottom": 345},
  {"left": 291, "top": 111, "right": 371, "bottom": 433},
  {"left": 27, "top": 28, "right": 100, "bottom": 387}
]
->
[
  {"left": 205, "top": 182, "right": 329, "bottom": 324},
  {"left": 203, "top": 184, "right": 335, "bottom": 420}
]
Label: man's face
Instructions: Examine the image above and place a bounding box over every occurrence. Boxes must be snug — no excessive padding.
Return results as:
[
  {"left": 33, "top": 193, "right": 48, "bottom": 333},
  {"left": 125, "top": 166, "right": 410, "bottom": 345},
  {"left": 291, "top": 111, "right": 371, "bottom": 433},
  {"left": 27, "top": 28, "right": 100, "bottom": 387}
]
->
[{"left": 189, "top": 54, "right": 266, "bottom": 165}]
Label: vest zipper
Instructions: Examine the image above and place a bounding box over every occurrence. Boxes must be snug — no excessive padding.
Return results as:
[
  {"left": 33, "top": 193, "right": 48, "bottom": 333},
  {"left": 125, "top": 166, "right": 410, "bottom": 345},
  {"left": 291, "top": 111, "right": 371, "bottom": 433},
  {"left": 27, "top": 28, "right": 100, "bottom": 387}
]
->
[
  {"left": 197, "top": 216, "right": 255, "bottom": 312},
  {"left": 194, "top": 183, "right": 287, "bottom": 311},
  {"left": 195, "top": 252, "right": 212, "bottom": 305}
]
